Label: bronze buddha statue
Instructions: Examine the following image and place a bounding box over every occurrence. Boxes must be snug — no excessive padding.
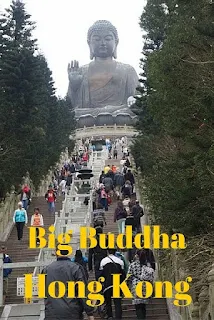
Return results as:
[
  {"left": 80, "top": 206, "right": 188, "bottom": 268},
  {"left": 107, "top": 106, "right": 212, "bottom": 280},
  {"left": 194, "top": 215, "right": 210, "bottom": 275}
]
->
[{"left": 67, "top": 20, "right": 139, "bottom": 127}]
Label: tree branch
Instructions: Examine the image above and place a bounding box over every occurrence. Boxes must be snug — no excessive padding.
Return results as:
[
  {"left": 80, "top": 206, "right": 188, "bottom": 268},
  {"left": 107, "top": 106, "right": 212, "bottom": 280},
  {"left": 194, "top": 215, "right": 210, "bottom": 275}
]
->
[{"left": 181, "top": 59, "right": 214, "bottom": 65}]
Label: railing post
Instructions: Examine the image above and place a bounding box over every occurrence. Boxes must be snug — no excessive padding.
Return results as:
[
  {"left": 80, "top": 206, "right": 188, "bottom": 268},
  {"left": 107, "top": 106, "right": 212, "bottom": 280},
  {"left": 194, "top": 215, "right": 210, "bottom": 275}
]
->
[
  {"left": 0, "top": 253, "right": 3, "bottom": 306},
  {"left": 54, "top": 212, "right": 58, "bottom": 236},
  {"left": 198, "top": 286, "right": 209, "bottom": 319},
  {"left": 208, "top": 263, "right": 214, "bottom": 319},
  {"left": 191, "top": 302, "right": 200, "bottom": 320}
]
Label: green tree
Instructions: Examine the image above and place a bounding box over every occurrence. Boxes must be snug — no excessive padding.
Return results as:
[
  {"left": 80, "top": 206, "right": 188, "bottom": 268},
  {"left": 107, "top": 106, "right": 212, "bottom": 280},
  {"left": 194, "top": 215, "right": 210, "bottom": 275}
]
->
[
  {"left": 132, "top": 0, "right": 214, "bottom": 235},
  {"left": 0, "top": 0, "right": 75, "bottom": 196}
]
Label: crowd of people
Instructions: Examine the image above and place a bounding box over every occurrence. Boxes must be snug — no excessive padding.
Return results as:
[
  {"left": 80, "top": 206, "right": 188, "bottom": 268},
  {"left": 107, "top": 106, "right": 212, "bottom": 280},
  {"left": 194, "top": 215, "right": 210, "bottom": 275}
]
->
[
  {"left": 11, "top": 142, "right": 91, "bottom": 243},
  {"left": 2, "top": 137, "right": 156, "bottom": 320},
  {"left": 2, "top": 142, "right": 92, "bottom": 302},
  {"left": 85, "top": 141, "right": 155, "bottom": 319},
  {"left": 42, "top": 138, "right": 155, "bottom": 320}
]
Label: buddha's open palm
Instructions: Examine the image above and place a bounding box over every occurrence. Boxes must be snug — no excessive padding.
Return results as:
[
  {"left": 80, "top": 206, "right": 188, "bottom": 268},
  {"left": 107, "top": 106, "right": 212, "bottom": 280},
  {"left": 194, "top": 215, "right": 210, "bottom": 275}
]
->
[
  {"left": 127, "top": 96, "right": 136, "bottom": 107},
  {"left": 67, "top": 60, "right": 83, "bottom": 89}
]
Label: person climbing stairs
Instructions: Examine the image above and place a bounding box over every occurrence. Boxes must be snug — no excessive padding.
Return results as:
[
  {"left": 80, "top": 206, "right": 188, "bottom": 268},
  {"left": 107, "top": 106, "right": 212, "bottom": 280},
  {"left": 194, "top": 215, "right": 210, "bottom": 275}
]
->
[{"left": 0, "top": 195, "right": 63, "bottom": 305}]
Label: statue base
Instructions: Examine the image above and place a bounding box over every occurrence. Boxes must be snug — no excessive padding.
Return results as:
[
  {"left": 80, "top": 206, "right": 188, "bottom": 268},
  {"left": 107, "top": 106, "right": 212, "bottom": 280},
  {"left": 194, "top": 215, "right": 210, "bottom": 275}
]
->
[{"left": 75, "top": 105, "right": 137, "bottom": 128}]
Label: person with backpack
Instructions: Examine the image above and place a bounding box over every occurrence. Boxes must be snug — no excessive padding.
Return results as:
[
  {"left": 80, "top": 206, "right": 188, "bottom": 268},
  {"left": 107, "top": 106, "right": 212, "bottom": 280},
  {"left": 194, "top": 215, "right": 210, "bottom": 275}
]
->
[
  {"left": 59, "top": 178, "right": 67, "bottom": 196},
  {"left": 45, "top": 185, "right": 56, "bottom": 213},
  {"left": 93, "top": 204, "right": 107, "bottom": 228},
  {"left": 113, "top": 147, "right": 118, "bottom": 159},
  {"left": 92, "top": 188, "right": 97, "bottom": 211},
  {"left": 1, "top": 245, "right": 12, "bottom": 304},
  {"left": 125, "top": 169, "right": 135, "bottom": 191},
  {"left": 99, "top": 171, "right": 105, "bottom": 184},
  {"left": 66, "top": 172, "right": 72, "bottom": 195},
  {"left": 19, "top": 184, "right": 31, "bottom": 211},
  {"left": 140, "top": 243, "right": 156, "bottom": 271},
  {"left": 115, "top": 249, "right": 129, "bottom": 274},
  {"left": 121, "top": 180, "right": 132, "bottom": 199},
  {"left": 114, "top": 201, "right": 127, "bottom": 234},
  {"left": 114, "top": 170, "right": 125, "bottom": 200},
  {"left": 125, "top": 209, "right": 136, "bottom": 235},
  {"left": 128, "top": 249, "right": 155, "bottom": 320},
  {"left": 88, "top": 226, "right": 107, "bottom": 281},
  {"left": 51, "top": 177, "right": 58, "bottom": 194},
  {"left": 42, "top": 244, "right": 94, "bottom": 320},
  {"left": 132, "top": 200, "right": 144, "bottom": 233},
  {"left": 99, "top": 185, "right": 108, "bottom": 212},
  {"left": 99, "top": 248, "right": 126, "bottom": 320},
  {"left": 103, "top": 174, "right": 114, "bottom": 194},
  {"left": 71, "top": 249, "right": 89, "bottom": 280},
  {"left": 104, "top": 164, "right": 111, "bottom": 175},
  {"left": 122, "top": 196, "right": 130, "bottom": 214}
]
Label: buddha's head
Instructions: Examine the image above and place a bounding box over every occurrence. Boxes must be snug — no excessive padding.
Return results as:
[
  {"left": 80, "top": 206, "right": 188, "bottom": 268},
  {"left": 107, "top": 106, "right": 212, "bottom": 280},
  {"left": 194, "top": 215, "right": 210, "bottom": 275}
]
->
[{"left": 87, "top": 20, "right": 119, "bottom": 60}]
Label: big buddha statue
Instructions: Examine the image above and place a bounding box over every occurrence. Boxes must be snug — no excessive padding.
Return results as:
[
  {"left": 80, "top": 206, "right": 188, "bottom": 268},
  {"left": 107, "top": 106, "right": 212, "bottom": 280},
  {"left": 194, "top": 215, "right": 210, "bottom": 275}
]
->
[{"left": 67, "top": 20, "right": 139, "bottom": 127}]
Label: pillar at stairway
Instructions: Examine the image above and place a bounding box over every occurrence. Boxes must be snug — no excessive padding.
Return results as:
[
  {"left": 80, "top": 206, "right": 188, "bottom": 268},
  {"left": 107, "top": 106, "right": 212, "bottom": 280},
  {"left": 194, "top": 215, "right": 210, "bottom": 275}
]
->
[
  {"left": 208, "top": 263, "right": 214, "bottom": 320},
  {"left": 198, "top": 285, "right": 209, "bottom": 319},
  {"left": 191, "top": 302, "right": 200, "bottom": 320}
]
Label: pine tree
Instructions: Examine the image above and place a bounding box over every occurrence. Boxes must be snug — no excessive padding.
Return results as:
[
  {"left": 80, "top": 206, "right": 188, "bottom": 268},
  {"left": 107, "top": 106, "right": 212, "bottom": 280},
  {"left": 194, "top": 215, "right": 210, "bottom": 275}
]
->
[{"left": 0, "top": 0, "right": 75, "bottom": 195}]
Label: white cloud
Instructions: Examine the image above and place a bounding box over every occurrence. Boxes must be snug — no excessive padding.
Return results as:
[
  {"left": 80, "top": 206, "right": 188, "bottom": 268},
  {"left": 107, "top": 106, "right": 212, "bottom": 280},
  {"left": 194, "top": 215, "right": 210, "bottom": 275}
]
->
[{"left": 0, "top": 0, "right": 146, "bottom": 97}]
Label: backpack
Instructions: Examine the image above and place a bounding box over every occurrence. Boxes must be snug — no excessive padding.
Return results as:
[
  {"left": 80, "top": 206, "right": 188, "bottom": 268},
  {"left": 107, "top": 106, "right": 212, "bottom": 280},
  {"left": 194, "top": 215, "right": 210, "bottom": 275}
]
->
[
  {"left": 93, "top": 210, "right": 105, "bottom": 226},
  {"left": 134, "top": 206, "right": 144, "bottom": 221},
  {"left": 93, "top": 245, "right": 107, "bottom": 267}
]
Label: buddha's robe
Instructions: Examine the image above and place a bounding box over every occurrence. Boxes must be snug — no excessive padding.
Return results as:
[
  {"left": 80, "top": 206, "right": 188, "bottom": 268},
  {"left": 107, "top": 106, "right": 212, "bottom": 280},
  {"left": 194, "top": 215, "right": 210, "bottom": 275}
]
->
[{"left": 68, "top": 60, "right": 138, "bottom": 109}]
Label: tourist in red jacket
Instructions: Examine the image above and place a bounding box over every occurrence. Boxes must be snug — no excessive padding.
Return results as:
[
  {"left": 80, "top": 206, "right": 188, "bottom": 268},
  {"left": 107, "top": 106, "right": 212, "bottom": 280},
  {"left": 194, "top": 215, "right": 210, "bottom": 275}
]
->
[{"left": 45, "top": 185, "right": 56, "bottom": 213}]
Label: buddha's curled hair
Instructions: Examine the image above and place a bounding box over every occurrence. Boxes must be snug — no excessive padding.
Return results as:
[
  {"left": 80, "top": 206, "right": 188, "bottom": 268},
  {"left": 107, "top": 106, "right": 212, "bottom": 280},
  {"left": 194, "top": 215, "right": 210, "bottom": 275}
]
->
[{"left": 87, "top": 20, "right": 119, "bottom": 43}]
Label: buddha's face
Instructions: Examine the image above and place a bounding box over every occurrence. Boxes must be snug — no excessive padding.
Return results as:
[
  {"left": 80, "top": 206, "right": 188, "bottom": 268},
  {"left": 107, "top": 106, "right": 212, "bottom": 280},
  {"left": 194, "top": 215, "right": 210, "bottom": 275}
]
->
[{"left": 89, "top": 30, "right": 117, "bottom": 58}]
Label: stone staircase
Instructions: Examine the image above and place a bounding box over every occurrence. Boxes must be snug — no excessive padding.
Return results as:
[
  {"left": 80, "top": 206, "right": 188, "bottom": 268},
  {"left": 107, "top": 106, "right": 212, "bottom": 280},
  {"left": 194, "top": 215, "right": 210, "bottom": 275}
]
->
[
  {"left": 86, "top": 195, "right": 170, "bottom": 320},
  {"left": 0, "top": 196, "right": 63, "bottom": 305},
  {"left": 0, "top": 147, "right": 170, "bottom": 319},
  {"left": 93, "top": 151, "right": 170, "bottom": 319}
]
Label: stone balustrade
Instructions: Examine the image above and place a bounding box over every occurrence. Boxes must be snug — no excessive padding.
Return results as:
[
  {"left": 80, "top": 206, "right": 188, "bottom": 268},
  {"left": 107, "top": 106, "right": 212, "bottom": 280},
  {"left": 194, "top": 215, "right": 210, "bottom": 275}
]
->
[
  {"left": 0, "top": 186, "right": 17, "bottom": 241},
  {"left": 134, "top": 165, "right": 214, "bottom": 320},
  {"left": 75, "top": 124, "right": 138, "bottom": 139},
  {"left": 35, "top": 148, "right": 69, "bottom": 197},
  {"left": 32, "top": 149, "right": 106, "bottom": 289},
  {"left": 0, "top": 149, "right": 69, "bottom": 242}
]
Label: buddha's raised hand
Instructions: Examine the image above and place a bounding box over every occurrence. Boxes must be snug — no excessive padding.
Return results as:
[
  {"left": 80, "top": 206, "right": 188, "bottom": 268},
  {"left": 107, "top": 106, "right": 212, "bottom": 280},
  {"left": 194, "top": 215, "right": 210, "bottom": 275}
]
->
[
  {"left": 127, "top": 96, "right": 136, "bottom": 107},
  {"left": 67, "top": 60, "right": 83, "bottom": 89}
]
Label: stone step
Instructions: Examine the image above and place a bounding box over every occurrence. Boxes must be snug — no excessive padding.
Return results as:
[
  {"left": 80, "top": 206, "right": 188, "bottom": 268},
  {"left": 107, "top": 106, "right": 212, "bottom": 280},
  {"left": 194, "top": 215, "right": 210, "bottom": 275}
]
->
[
  {"left": 2, "top": 150, "right": 169, "bottom": 319},
  {"left": 91, "top": 315, "right": 169, "bottom": 320},
  {"left": 1, "top": 196, "right": 63, "bottom": 305}
]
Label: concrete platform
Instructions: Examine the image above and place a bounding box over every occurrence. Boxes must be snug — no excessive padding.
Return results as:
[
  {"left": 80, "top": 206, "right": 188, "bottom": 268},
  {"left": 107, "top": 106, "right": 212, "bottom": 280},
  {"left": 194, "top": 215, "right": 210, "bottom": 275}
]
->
[{"left": 1, "top": 303, "right": 44, "bottom": 320}]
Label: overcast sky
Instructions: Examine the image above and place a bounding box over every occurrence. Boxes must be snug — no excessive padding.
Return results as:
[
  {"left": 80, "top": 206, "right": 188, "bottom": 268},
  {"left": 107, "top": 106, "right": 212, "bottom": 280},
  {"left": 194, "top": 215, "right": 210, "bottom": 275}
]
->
[{"left": 0, "top": 0, "right": 146, "bottom": 97}]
